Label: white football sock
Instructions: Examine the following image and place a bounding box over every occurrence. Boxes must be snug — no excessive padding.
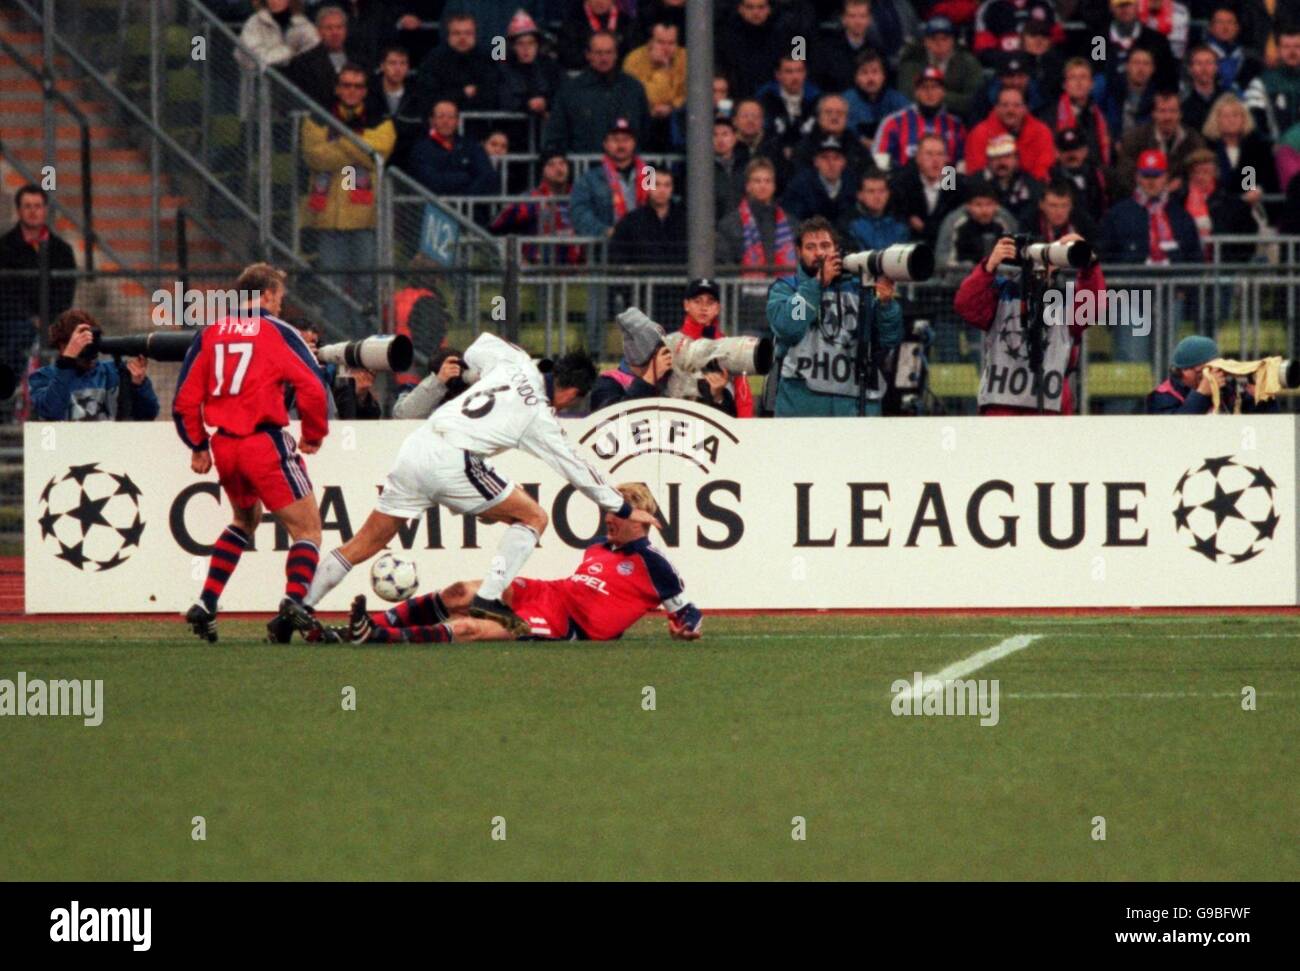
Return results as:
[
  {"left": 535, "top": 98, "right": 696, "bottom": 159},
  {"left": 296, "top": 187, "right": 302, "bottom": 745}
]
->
[
  {"left": 304, "top": 549, "right": 352, "bottom": 607},
  {"left": 477, "top": 524, "right": 539, "bottom": 601}
]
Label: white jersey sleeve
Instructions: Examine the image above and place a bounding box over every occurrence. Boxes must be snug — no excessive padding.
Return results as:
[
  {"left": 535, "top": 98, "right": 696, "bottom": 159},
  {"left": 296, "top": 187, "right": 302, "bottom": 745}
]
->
[
  {"left": 463, "top": 332, "right": 531, "bottom": 376},
  {"left": 518, "top": 408, "right": 629, "bottom": 514}
]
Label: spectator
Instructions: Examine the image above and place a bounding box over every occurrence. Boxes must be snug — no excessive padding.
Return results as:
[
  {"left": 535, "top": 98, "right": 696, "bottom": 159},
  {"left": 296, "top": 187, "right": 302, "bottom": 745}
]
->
[
  {"left": 716, "top": 0, "right": 797, "bottom": 100},
  {"left": 873, "top": 66, "right": 966, "bottom": 169},
  {"left": 1095, "top": 45, "right": 1156, "bottom": 139},
  {"left": 1244, "top": 25, "right": 1300, "bottom": 145},
  {"left": 783, "top": 136, "right": 857, "bottom": 223},
  {"left": 300, "top": 64, "right": 395, "bottom": 333},
  {"left": 891, "top": 132, "right": 966, "bottom": 245},
  {"left": 971, "top": 0, "right": 1065, "bottom": 68},
  {"left": 1204, "top": 4, "right": 1264, "bottom": 93},
  {"left": 331, "top": 0, "right": 396, "bottom": 71},
  {"left": 968, "top": 54, "right": 1047, "bottom": 126},
  {"left": 845, "top": 49, "right": 911, "bottom": 147},
  {"left": 793, "top": 94, "right": 875, "bottom": 178},
  {"left": 967, "top": 86, "right": 1057, "bottom": 180},
  {"left": 406, "top": 100, "right": 496, "bottom": 197},
  {"left": 499, "top": 11, "right": 563, "bottom": 121},
  {"left": 413, "top": 12, "right": 501, "bottom": 115},
  {"left": 1176, "top": 148, "right": 1257, "bottom": 263},
  {"left": 810, "top": 0, "right": 885, "bottom": 95},
  {"left": 490, "top": 152, "right": 585, "bottom": 266},
  {"left": 712, "top": 116, "right": 748, "bottom": 221},
  {"left": 610, "top": 167, "right": 687, "bottom": 263},
  {"left": 935, "top": 177, "right": 1017, "bottom": 265},
  {"left": 954, "top": 231, "right": 1104, "bottom": 415},
  {"left": 236, "top": 0, "right": 319, "bottom": 116},
  {"left": 1138, "top": 0, "right": 1190, "bottom": 60},
  {"left": 1020, "top": 21, "right": 1065, "bottom": 103},
  {"left": 622, "top": 20, "right": 687, "bottom": 152},
  {"left": 1046, "top": 58, "right": 1113, "bottom": 168},
  {"left": 1145, "top": 335, "right": 1275, "bottom": 414},
  {"left": 837, "top": 170, "right": 910, "bottom": 250},
  {"left": 634, "top": 0, "right": 687, "bottom": 46},
  {"left": 571, "top": 118, "right": 649, "bottom": 241},
  {"left": 1180, "top": 45, "right": 1226, "bottom": 134},
  {"left": 1033, "top": 178, "right": 1098, "bottom": 242},
  {"left": 766, "top": 215, "right": 904, "bottom": 417},
  {"left": 1114, "top": 90, "right": 1206, "bottom": 198},
  {"left": 28, "top": 310, "right": 159, "bottom": 422},
  {"left": 364, "top": 44, "right": 422, "bottom": 168},
  {"left": 980, "top": 133, "right": 1042, "bottom": 226},
  {"left": 1103, "top": 0, "right": 1177, "bottom": 93},
  {"left": 558, "top": 0, "right": 636, "bottom": 71},
  {"left": 716, "top": 157, "right": 798, "bottom": 273},
  {"left": 543, "top": 31, "right": 651, "bottom": 154},
  {"left": 1048, "top": 127, "right": 1109, "bottom": 218},
  {"left": 678, "top": 277, "right": 753, "bottom": 418},
  {"left": 899, "top": 17, "right": 983, "bottom": 121},
  {"left": 288, "top": 4, "right": 361, "bottom": 109},
  {"left": 1282, "top": 173, "right": 1300, "bottom": 235},
  {"left": 1099, "top": 149, "right": 1201, "bottom": 265},
  {"left": 1, "top": 185, "right": 77, "bottom": 415},
  {"left": 732, "top": 98, "right": 784, "bottom": 171},
  {"left": 1203, "top": 93, "right": 1279, "bottom": 214},
  {"left": 868, "top": 0, "right": 922, "bottom": 61},
  {"left": 757, "top": 56, "right": 821, "bottom": 162}
]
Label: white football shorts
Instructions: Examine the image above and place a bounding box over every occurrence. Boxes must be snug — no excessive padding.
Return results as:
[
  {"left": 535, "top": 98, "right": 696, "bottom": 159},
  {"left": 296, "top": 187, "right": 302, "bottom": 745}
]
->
[{"left": 375, "top": 427, "right": 515, "bottom": 519}]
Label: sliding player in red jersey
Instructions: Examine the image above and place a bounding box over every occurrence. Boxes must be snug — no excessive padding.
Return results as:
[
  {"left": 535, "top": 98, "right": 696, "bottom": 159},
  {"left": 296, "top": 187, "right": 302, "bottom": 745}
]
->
[
  {"left": 343, "top": 483, "right": 704, "bottom": 644},
  {"left": 172, "top": 262, "right": 330, "bottom": 643}
]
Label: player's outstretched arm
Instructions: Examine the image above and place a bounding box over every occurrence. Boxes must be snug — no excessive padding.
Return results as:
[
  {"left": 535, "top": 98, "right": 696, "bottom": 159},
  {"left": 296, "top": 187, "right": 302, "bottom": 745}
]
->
[
  {"left": 520, "top": 410, "right": 632, "bottom": 517},
  {"left": 667, "top": 604, "right": 703, "bottom": 641}
]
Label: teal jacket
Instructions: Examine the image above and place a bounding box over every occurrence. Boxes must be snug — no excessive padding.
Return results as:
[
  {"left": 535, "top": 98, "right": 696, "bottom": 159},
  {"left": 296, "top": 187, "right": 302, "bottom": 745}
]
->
[{"left": 766, "top": 264, "right": 903, "bottom": 417}]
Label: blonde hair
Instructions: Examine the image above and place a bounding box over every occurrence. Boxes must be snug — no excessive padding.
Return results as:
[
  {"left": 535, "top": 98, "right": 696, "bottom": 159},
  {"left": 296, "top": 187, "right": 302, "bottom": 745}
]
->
[
  {"left": 617, "top": 482, "right": 659, "bottom": 518},
  {"left": 1202, "top": 92, "right": 1255, "bottom": 141},
  {"left": 235, "top": 261, "right": 287, "bottom": 295}
]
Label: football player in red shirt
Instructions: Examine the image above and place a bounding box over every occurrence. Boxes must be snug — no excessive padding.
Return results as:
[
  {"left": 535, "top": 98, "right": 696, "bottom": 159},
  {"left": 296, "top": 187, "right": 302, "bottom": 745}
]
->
[
  {"left": 172, "top": 262, "right": 330, "bottom": 643},
  {"left": 344, "top": 483, "right": 703, "bottom": 644}
]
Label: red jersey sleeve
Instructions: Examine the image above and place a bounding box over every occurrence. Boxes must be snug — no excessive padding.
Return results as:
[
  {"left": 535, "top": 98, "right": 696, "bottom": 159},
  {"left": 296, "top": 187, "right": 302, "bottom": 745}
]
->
[{"left": 172, "top": 329, "right": 212, "bottom": 450}]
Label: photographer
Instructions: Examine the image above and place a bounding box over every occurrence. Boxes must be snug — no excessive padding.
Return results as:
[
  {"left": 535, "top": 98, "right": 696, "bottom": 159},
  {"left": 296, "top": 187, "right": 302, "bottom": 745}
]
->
[
  {"left": 954, "top": 232, "right": 1104, "bottom": 416},
  {"left": 1146, "top": 336, "right": 1279, "bottom": 415},
  {"left": 28, "top": 309, "right": 159, "bottom": 421},
  {"left": 392, "top": 347, "right": 467, "bottom": 420},
  {"left": 766, "top": 216, "right": 903, "bottom": 418}
]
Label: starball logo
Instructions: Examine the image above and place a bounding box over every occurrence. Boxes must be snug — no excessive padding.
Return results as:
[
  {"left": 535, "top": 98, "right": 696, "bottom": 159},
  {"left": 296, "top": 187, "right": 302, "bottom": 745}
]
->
[{"left": 37, "top": 463, "right": 145, "bottom": 571}]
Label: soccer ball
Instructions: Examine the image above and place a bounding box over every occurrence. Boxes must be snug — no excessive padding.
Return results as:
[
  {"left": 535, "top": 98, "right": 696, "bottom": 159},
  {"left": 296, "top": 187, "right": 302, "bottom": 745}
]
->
[{"left": 370, "top": 552, "right": 419, "bottom": 602}]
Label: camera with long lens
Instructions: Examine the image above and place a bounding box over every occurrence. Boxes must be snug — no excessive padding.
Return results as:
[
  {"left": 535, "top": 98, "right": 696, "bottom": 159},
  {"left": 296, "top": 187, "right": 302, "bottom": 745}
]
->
[
  {"left": 1011, "top": 234, "right": 1093, "bottom": 270},
  {"left": 663, "top": 330, "right": 774, "bottom": 404},
  {"left": 85, "top": 329, "right": 198, "bottom": 362},
  {"left": 841, "top": 243, "right": 935, "bottom": 283},
  {"left": 316, "top": 334, "right": 414, "bottom": 374}
]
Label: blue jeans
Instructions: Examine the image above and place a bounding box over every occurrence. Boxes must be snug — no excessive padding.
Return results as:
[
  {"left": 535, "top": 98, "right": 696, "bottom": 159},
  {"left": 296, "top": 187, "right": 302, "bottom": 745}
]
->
[{"left": 317, "top": 230, "right": 377, "bottom": 337}]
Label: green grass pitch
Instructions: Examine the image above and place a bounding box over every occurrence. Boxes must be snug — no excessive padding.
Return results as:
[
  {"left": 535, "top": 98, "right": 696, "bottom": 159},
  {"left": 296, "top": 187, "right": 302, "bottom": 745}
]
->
[{"left": 1, "top": 614, "right": 1296, "bottom": 881}]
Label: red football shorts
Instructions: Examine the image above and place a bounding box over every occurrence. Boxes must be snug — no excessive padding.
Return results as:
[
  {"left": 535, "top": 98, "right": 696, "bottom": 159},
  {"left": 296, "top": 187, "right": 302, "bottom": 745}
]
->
[
  {"left": 505, "top": 577, "right": 574, "bottom": 640},
  {"left": 210, "top": 427, "right": 312, "bottom": 512}
]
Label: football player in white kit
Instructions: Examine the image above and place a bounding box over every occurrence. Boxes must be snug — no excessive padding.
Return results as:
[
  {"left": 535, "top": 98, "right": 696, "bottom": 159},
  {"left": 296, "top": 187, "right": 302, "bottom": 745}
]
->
[{"left": 301, "top": 333, "right": 657, "bottom": 636}]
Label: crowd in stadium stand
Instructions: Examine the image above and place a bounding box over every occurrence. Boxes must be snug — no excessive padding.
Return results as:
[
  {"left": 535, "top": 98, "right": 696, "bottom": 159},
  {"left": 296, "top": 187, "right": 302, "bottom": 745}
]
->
[{"left": 216, "top": 0, "right": 1300, "bottom": 278}]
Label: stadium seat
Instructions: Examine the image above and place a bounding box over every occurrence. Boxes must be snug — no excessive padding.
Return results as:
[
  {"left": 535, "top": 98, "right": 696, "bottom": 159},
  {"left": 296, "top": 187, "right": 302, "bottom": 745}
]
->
[
  {"left": 1215, "top": 325, "right": 1290, "bottom": 356},
  {"left": 1087, "top": 363, "right": 1154, "bottom": 398},
  {"left": 1085, "top": 327, "right": 1112, "bottom": 360},
  {"left": 928, "top": 363, "right": 979, "bottom": 398}
]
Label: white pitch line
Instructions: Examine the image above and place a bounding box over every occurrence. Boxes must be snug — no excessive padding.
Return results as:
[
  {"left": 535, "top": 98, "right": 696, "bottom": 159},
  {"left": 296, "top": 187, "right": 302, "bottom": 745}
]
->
[
  {"left": 1005, "top": 691, "right": 1288, "bottom": 700},
  {"left": 897, "top": 633, "right": 1042, "bottom": 701}
]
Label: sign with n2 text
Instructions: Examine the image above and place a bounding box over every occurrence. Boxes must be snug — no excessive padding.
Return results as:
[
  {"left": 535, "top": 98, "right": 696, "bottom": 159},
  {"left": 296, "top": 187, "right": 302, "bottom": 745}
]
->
[
  {"left": 23, "top": 405, "right": 1300, "bottom": 611},
  {"left": 418, "top": 203, "right": 459, "bottom": 265}
]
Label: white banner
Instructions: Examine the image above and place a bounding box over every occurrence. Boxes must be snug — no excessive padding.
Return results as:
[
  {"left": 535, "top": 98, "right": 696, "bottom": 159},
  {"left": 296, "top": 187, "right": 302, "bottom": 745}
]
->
[{"left": 23, "top": 404, "right": 1299, "bottom": 612}]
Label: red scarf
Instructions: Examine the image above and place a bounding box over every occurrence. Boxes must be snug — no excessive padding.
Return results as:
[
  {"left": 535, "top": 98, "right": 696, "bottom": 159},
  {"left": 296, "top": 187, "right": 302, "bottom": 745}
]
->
[
  {"left": 680, "top": 314, "right": 755, "bottom": 418},
  {"left": 1136, "top": 188, "right": 1174, "bottom": 263},
  {"left": 585, "top": 2, "right": 617, "bottom": 33},
  {"left": 1139, "top": 0, "right": 1173, "bottom": 37},
  {"left": 1055, "top": 93, "right": 1111, "bottom": 166},
  {"left": 21, "top": 224, "right": 50, "bottom": 250},
  {"left": 738, "top": 198, "right": 796, "bottom": 278},
  {"left": 428, "top": 129, "right": 455, "bottom": 152},
  {"left": 604, "top": 155, "right": 648, "bottom": 221}
]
